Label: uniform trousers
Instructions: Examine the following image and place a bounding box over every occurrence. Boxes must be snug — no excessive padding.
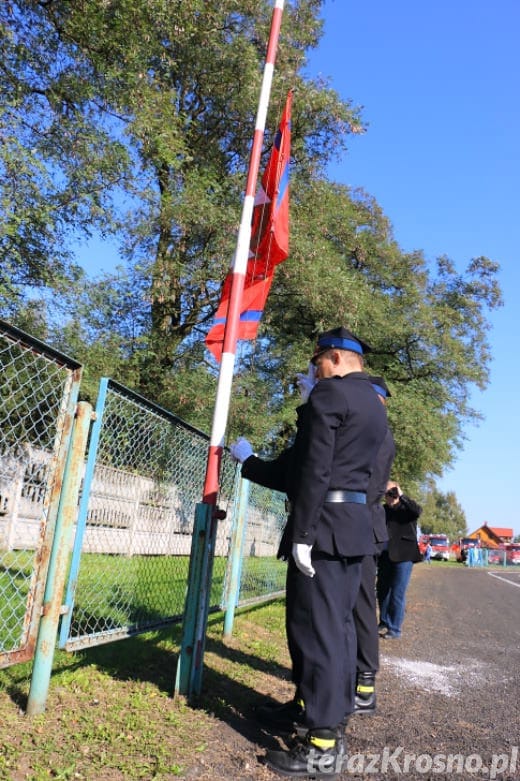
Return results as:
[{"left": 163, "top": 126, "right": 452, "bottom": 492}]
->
[
  {"left": 285, "top": 553, "right": 362, "bottom": 729},
  {"left": 353, "top": 553, "right": 379, "bottom": 674}
]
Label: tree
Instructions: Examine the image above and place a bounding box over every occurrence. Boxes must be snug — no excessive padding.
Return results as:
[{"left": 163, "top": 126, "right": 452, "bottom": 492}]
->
[
  {"left": 418, "top": 485, "right": 467, "bottom": 540},
  {"left": 1, "top": 0, "right": 359, "bottom": 360},
  {"left": 0, "top": 1, "right": 131, "bottom": 306},
  {"left": 1, "top": 1, "right": 363, "bottom": 397},
  {"left": 0, "top": 1, "right": 503, "bottom": 495},
  {"left": 49, "top": 175, "right": 502, "bottom": 494}
]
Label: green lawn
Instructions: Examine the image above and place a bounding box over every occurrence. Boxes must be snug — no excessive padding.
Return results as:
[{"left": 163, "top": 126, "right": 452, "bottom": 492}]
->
[
  {"left": 1, "top": 550, "right": 286, "bottom": 654},
  {"left": 0, "top": 598, "right": 289, "bottom": 779}
]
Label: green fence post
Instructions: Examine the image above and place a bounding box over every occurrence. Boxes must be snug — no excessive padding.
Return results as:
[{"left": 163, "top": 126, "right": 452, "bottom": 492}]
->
[
  {"left": 26, "top": 402, "right": 93, "bottom": 716},
  {"left": 223, "top": 478, "right": 250, "bottom": 639},
  {"left": 175, "top": 501, "right": 216, "bottom": 698}
]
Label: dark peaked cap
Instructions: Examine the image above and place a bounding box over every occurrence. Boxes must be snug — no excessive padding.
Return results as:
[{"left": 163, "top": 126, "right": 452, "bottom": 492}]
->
[
  {"left": 311, "top": 326, "right": 372, "bottom": 364},
  {"left": 369, "top": 375, "right": 391, "bottom": 399}
]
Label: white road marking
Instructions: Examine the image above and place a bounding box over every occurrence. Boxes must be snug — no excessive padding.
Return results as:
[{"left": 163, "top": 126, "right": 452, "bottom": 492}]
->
[{"left": 487, "top": 571, "right": 520, "bottom": 588}]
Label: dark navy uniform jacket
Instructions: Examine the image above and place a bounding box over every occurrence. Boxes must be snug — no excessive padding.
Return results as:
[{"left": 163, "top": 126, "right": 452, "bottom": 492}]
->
[
  {"left": 367, "top": 428, "right": 396, "bottom": 553},
  {"left": 242, "top": 371, "right": 388, "bottom": 559}
]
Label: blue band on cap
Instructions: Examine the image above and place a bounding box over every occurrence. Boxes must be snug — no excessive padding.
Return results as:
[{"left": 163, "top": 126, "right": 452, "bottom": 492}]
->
[
  {"left": 317, "top": 336, "right": 363, "bottom": 355},
  {"left": 372, "top": 383, "right": 387, "bottom": 398}
]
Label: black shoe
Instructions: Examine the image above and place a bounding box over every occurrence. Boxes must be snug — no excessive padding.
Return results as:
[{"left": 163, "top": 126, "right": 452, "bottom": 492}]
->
[
  {"left": 285, "top": 722, "right": 347, "bottom": 759},
  {"left": 265, "top": 729, "right": 341, "bottom": 778},
  {"left": 381, "top": 631, "right": 401, "bottom": 639},
  {"left": 354, "top": 671, "right": 376, "bottom": 715},
  {"left": 256, "top": 698, "right": 306, "bottom": 734},
  {"left": 354, "top": 691, "right": 376, "bottom": 715}
]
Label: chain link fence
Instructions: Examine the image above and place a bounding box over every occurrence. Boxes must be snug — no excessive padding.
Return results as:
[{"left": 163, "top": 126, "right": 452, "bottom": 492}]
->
[
  {"left": 226, "top": 481, "right": 287, "bottom": 607},
  {"left": 463, "top": 547, "right": 520, "bottom": 567},
  {"left": 0, "top": 320, "right": 81, "bottom": 668},
  {"left": 60, "top": 378, "right": 238, "bottom": 650},
  {"left": 0, "top": 319, "right": 289, "bottom": 677}
]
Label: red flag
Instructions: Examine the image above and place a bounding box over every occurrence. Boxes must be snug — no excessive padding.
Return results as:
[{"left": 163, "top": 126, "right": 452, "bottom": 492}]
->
[{"left": 206, "top": 91, "right": 292, "bottom": 361}]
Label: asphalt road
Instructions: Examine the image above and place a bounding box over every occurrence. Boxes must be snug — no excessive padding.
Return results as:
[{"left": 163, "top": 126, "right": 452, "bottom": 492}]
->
[{"left": 344, "top": 563, "right": 520, "bottom": 780}]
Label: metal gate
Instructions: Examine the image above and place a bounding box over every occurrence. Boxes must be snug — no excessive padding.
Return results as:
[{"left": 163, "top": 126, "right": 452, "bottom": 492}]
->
[
  {"left": 0, "top": 319, "right": 81, "bottom": 668},
  {"left": 59, "top": 378, "right": 237, "bottom": 651}
]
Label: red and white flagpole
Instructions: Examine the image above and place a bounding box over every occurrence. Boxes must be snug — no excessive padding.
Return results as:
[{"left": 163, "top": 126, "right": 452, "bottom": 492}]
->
[{"left": 202, "top": 0, "right": 285, "bottom": 505}]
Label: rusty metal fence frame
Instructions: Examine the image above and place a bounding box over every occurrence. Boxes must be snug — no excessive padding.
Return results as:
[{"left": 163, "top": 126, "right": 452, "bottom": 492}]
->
[{"left": 0, "top": 319, "right": 82, "bottom": 669}]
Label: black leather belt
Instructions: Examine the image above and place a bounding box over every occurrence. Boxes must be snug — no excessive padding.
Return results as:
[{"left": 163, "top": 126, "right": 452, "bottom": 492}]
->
[{"left": 285, "top": 490, "right": 366, "bottom": 514}]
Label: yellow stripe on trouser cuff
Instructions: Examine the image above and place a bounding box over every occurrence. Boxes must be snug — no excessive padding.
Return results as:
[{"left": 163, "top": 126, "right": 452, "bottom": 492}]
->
[
  {"left": 310, "top": 737, "right": 336, "bottom": 749},
  {"left": 357, "top": 685, "right": 374, "bottom": 693}
]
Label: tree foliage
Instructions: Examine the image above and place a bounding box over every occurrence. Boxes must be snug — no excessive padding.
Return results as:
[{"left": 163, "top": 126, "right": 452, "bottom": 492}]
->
[
  {"left": 418, "top": 485, "right": 468, "bottom": 540},
  {"left": 0, "top": 1, "right": 130, "bottom": 301},
  {"left": 0, "top": 0, "right": 503, "bottom": 504}
]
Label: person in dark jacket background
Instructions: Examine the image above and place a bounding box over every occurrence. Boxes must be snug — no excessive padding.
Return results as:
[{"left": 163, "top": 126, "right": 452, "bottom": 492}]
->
[{"left": 376, "top": 482, "right": 422, "bottom": 639}]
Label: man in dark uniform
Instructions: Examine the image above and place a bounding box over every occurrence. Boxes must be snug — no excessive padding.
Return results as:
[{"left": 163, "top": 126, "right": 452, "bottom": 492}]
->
[
  {"left": 353, "top": 376, "right": 395, "bottom": 716},
  {"left": 230, "top": 327, "right": 387, "bottom": 777},
  {"left": 376, "top": 482, "right": 422, "bottom": 638}
]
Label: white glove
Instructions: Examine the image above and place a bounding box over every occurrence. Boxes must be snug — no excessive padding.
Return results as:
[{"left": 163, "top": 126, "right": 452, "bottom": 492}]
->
[
  {"left": 292, "top": 543, "right": 315, "bottom": 578},
  {"left": 229, "top": 436, "right": 253, "bottom": 463},
  {"left": 295, "top": 363, "right": 317, "bottom": 403}
]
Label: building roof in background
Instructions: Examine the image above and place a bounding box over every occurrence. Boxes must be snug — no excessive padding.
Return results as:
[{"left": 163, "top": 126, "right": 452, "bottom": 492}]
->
[
  {"left": 468, "top": 524, "right": 514, "bottom": 546},
  {"left": 487, "top": 527, "right": 514, "bottom": 538}
]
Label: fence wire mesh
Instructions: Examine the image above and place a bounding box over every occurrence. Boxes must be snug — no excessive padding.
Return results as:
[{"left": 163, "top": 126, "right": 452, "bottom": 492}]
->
[
  {"left": 0, "top": 321, "right": 80, "bottom": 666},
  {"left": 63, "top": 380, "right": 238, "bottom": 649},
  {"left": 230, "top": 481, "right": 287, "bottom": 607},
  {"left": 1, "top": 321, "right": 292, "bottom": 670}
]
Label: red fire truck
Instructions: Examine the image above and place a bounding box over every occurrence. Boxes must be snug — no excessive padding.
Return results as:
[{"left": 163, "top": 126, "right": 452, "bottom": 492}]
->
[
  {"left": 488, "top": 543, "right": 520, "bottom": 565},
  {"left": 452, "top": 536, "right": 478, "bottom": 563},
  {"left": 505, "top": 543, "right": 520, "bottom": 564},
  {"left": 419, "top": 533, "right": 451, "bottom": 561}
]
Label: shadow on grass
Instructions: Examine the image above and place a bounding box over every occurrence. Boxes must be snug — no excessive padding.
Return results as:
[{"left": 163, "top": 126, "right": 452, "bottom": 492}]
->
[
  {"left": 188, "top": 663, "right": 289, "bottom": 752},
  {"left": 69, "top": 608, "right": 291, "bottom": 750},
  {"left": 92, "top": 602, "right": 291, "bottom": 748},
  {"left": 2, "top": 600, "right": 292, "bottom": 753}
]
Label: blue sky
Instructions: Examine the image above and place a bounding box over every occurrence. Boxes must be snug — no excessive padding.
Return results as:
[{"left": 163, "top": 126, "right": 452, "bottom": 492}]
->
[
  {"left": 306, "top": 0, "right": 520, "bottom": 537},
  {"left": 76, "top": 0, "right": 520, "bottom": 538}
]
